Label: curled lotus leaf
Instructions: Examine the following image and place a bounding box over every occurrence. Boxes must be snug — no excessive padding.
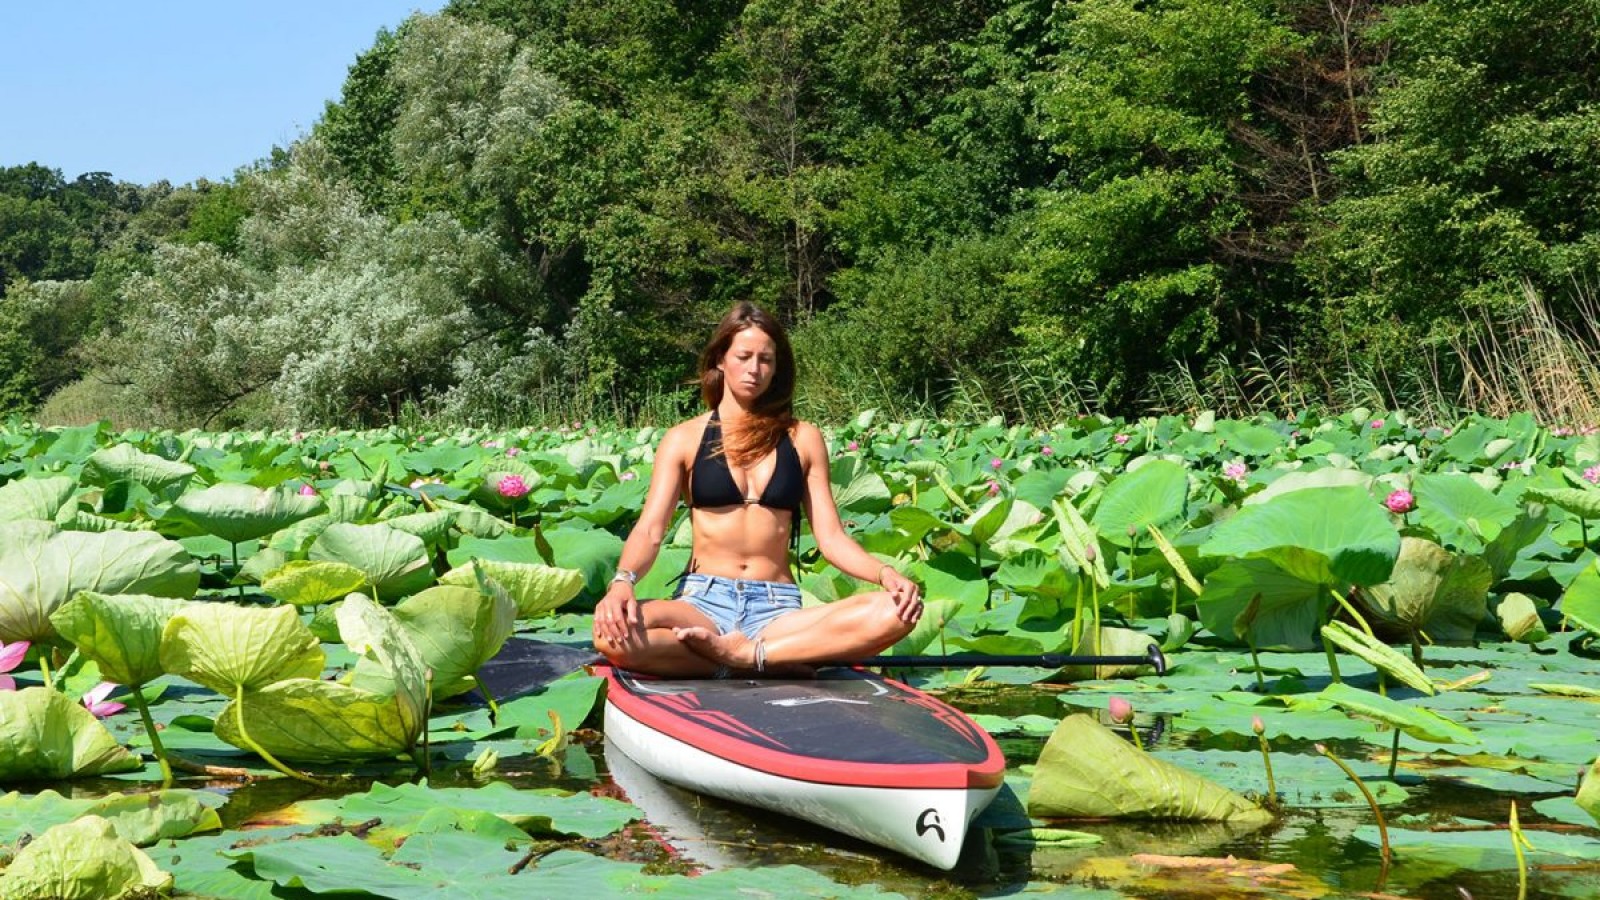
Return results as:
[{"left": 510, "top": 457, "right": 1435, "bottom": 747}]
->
[
  {"left": 168, "top": 482, "right": 325, "bottom": 545},
  {"left": 1360, "top": 537, "right": 1491, "bottom": 643},
  {"left": 437, "top": 559, "right": 583, "bottom": 619},
  {"left": 0, "top": 528, "right": 199, "bottom": 644},
  {"left": 309, "top": 523, "right": 433, "bottom": 601},
  {"left": 50, "top": 591, "right": 190, "bottom": 687},
  {"left": 350, "top": 584, "right": 516, "bottom": 700},
  {"left": 260, "top": 560, "right": 369, "bottom": 607},
  {"left": 159, "top": 603, "right": 324, "bottom": 695},
  {"left": 1497, "top": 592, "right": 1549, "bottom": 643},
  {"left": 213, "top": 678, "right": 423, "bottom": 763},
  {"left": 0, "top": 687, "right": 142, "bottom": 782},
  {"left": 1315, "top": 682, "right": 1479, "bottom": 745},
  {"left": 1027, "top": 714, "right": 1272, "bottom": 824},
  {"left": 82, "top": 444, "right": 195, "bottom": 495},
  {"left": 0, "top": 814, "right": 172, "bottom": 900},
  {"left": 335, "top": 592, "right": 428, "bottom": 728},
  {"left": 1579, "top": 757, "right": 1600, "bottom": 826},
  {"left": 1318, "top": 621, "right": 1434, "bottom": 695},
  {"left": 0, "top": 475, "right": 76, "bottom": 522}
]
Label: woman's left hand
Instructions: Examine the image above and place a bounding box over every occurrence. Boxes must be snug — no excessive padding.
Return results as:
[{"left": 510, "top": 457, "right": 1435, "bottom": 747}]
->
[{"left": 880, "top": 567, "right": 923, "bottom": 623}]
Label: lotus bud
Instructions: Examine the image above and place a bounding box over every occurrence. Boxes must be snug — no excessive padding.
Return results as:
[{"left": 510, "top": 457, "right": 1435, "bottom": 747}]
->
[
  {"left": 299, "top": 484, "right": 316, "bottom": 497},
  {"left": 318, "top": 460, "right": 331, "bottom": 472},
  {"left": 991, "top": 457, "right": 1004, "bottom": 470},
  {"left": 1384, "top": 489, "right": 1415, "bottom": 514},
  {"left": 1252, "top": 715, "right": 1265, "bottom": 736},
  {"left": 847, "top": 440, "right": 859, "bottom": 451},
  {"left": 472, "top": 748, "right": 500, "bottom": 778},
  {"left": 497, "top": 474, "right": 530, "bottom": 500},
  {"left": 1108, "top": 696, "right": 1134, "bottom": 725},
  {"left": 1041, "top": 445, "right": 1053, "bottom": 456},
  {"left": 1083, "top": 543, "right": 1097, "bottom": 563}
]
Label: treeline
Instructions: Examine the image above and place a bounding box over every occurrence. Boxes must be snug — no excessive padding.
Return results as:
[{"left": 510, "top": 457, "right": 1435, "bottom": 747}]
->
[{"left": 4, "top": 0, "right": 1600, "bottom": 428}]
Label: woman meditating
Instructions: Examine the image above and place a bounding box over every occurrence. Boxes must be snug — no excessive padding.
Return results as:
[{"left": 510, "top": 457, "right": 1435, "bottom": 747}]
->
[{"left": 592, "top": 302, "right": 923, "bottom": 676}]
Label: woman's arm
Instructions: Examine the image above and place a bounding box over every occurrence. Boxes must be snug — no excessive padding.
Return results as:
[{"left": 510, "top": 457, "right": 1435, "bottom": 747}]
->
[
  {"left": 595, "top": 421, "right": 691, "bottom": 645},
  {"left": 794, "top": 424, "right": 921, "bottom": 616}
]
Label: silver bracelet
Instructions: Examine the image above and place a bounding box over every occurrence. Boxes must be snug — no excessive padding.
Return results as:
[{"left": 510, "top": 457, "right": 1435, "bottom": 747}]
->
[{"left": 611, "top": 568, "right": 639, "bottom": 585}]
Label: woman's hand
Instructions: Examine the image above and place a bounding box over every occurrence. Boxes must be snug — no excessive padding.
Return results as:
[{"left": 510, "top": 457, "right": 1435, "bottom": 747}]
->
[
  {"left": 880, "top": 566, "right": 923, "bottom": 624},
  {"left": 594, "top": 583, "right": 641, "bottom": 647}
]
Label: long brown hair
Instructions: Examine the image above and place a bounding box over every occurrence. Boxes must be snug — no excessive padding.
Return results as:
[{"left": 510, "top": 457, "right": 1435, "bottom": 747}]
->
[{"left": 697, "top": 302, "right": 797, "bottom": 466}]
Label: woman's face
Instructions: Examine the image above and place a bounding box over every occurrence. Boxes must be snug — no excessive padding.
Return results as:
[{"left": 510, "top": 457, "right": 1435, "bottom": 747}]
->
[{"left": 719, "top": 326, "right": 778, "bottom": 404}]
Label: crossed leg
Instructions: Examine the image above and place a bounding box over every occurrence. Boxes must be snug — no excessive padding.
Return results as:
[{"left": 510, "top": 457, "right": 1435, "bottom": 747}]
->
[
  {"left": 593, "top": 599, "right": 726, "bottom": 676},
  {"left": 673, "top": 591, "right": 915, "bottom": 672}
]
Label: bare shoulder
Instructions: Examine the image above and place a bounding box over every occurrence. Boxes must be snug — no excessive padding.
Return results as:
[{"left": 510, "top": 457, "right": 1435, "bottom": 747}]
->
[
  {"left": 791, "top": 420, "right": 829, "bottom": 461},
  {"left": 658, "top": 415, "right": 711, "bottom": 462}
]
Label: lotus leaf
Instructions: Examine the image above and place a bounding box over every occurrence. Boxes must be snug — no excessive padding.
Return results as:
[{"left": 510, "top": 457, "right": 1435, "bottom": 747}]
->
[
  {"left": 1196, "top": 557, "right": 1328, "bottom": 650},
  {"left": 435, "top": 499, "right": 510, "bottom": 539},
  {"left": 1558, "top": 560, "right": 1600, "bottom": 634},
  {"left": 0, "top": 788, "right": 223, "bottom": 846},
  {"left": 1052, "top": 497, "right": 1110, "bottom": 588},
  {"left": 1579, "top": 756, "right": 1600, "bottom": 825},
  {"left": 159, "top": 603, "right": 324, "bottom": 695},
  {"left": 538, "top": 527, "right": 625, "bottom": 594},
  {"left": 285, "top": 779, "right": 636, "bottom": 839},
  {"left": 309, "top": 522, "right": 433, "bottom": 601},
  {"left": 0, "top": 475, "right": 75, "bottom": 522},
  {"left": 0, "top": 814, "right": 172, "bottom": 900},
  {"left": 1496, "top": 592, "right": 1549, "bottom": 643},
  {"left": 832, "top": 454, "right": 892, "bottom": 514},
  {"left": 438, "top": 559, "right": 584, "bottom": 619},
  {"left": 0, "top": 687, "right": 142, "bottom": 781},
  {"left": 1415, "top": 473, "right": 1519, "bottom": 552},
  {"left": 471, "top": 464, "right": 542, "bottom": 510},
  {"left": 1156, "top": 749, "right": 1409, "bottom": 808},
  {"left": 259, "top": 560, "right": 368, "bottom": 606},
  {"left": 1318, "top": 621, "right": 1434, "bottom": 694},
  {"left": 351, "top": 584, "right": 516, "bottom": 700},
  {"left": 1090, "top": 459, "right": 1189, "bottom": 547},
  {"left": 1027, "top": 714, "right": 1272, "bottom": 823},
  {"left": 213, "top": 678, "right": 423, "bottom": 762},
  {"left": 0, "top": 529, "right": 199, "bottom": 644},
  {"left": 1360, "top": 537, "right": 1491, "bottom": 643},
  {"left": 50, "top": 591, "right": 189, "bottom": 687},
  {"left": 168, "top": 482, "right": 324, "bottom": 544},
  {"left": 83, "top": 443, "right": 195, "bottom": 496},
  {"left": 336, "top": 592, "right": 428, "bottom": 727},
  {"left": 1525, "top": 485, "right": 1600, "bottom": 520},
  {"left": 379, "top": 509, "right": 457, "bottom": 548},
  {"left": 1201, "top": 485, "right": 1398, "bottom": 586},
  {"left": 1315, "top": 682, "right": 1479, "bottom": 745}
]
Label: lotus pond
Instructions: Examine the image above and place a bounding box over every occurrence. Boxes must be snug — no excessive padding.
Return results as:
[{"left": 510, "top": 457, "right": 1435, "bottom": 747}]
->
[{"left": 0, "top": 411, "right": 1597, "bottom": 898}]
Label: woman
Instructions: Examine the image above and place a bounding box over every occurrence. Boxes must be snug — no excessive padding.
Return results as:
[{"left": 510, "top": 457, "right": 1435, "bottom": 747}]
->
[{"left": 592, "top": 302, "right": 923, "bottom": 676}]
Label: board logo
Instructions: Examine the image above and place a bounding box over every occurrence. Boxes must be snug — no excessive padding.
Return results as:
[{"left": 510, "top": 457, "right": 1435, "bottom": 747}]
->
[{"left": 915, "top": 808, "right": 945, "bottom": 842}]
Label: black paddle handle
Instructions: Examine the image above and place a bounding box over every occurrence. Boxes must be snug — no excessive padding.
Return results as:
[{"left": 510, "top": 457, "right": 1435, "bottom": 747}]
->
[{"left": 847, "top": 643, "right": 1168, "bottom": 675}]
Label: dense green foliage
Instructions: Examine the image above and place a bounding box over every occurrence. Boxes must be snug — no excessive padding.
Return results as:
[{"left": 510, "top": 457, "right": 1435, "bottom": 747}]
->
[{"left": 6, "top": 0, "right": 1600, "bottom": 428}]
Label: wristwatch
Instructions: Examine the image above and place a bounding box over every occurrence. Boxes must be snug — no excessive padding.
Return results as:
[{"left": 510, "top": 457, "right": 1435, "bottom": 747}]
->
[{"left": 611, "top": 568, "right": 639, "bottom": 585}]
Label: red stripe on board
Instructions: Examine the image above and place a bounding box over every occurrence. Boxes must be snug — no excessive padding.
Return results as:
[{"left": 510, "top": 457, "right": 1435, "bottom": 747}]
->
[{"left": 601, "top": 666, "right": 1005, "bottom": 791}]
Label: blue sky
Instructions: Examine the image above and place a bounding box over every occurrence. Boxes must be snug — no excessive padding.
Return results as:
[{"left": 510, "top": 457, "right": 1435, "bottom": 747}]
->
[{"left": 1, "top": 1, "right": 447, "bottom": 186}]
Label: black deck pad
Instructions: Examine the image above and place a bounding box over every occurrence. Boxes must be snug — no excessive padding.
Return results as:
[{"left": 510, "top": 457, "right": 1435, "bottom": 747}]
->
[{"left": 471, "top": 637, "right": 600, "bottom": 704}]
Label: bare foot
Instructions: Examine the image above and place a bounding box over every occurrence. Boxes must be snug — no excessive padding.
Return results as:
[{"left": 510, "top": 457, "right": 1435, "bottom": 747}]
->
[{"left": 671, "top": 627, "right": 815, "bottom": 678}]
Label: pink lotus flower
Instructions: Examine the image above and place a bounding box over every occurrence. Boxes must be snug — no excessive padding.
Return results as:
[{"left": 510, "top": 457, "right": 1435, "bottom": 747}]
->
[
  {"left": 620, "top": 471, "right": 637, "bottom": 482},
  {"left": 0, "top": 640, "right": 30, "bottom": 691},
  {"left": 1108, "top": 696, "right": 1134, "bottom": 725},
  {"left": 987, "top": 480, "right": 1001, "bottom": 496},
  {"left": 1223, "top": 461, "right": 1248, "bottom": 482},
  {"left": 82, "top": 682, "right": 125, "bottom": 718},
  {"left": 298, "top": 484, "right": 316, "bottom": 497},
  {"left": 1252, "top": 715, "right": 1266, "bottom": 736},
  {"left": 496, "top": 474, "right": 530, "bottom": 500},
  {"left": 847, "top": 441, "right": 859, "bottom": 452},
  {"left": 506, "top": 447, "right": 521, "bottom": 457},
  {"left": 1113, "top": 433, "right": 1129, "bottom": 445},
  {"left": 1041, "top": 445, "right": 1053, "bottom": 456},
  {"left": 1585, "top": 466, "right": 1600, "bottom": 485},
  {"left": 1384, "top": 489, "right": 1415, "bottom": 514},
  {"left": 1370, "top": 419, "right": 1384, "bottom": 429},
  {"left": 991, "top": 457, "right": 1004, "bottom": 470},
  {"left": 318, "top": 460, "right": 331, "bottom": 472}
]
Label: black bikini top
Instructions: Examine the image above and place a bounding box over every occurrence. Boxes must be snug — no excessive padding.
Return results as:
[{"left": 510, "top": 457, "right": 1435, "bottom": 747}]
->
[{"left": 689, "top": 410, "right": 804, "bottom": 513}]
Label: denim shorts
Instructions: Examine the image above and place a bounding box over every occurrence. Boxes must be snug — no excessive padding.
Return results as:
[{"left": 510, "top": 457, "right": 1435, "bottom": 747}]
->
[{"left": 674, "top": 573, "right": 803, "bottom": 638}]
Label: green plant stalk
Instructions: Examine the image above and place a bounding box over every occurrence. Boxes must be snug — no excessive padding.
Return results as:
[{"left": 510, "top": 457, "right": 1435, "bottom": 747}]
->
[
  {"left": 1070, "top": 579, "right": 1085, "bottom": 656},
  {"left": 1324, "top": 639, "right": 1342, "bottom": 685},
  {"left": 37, "top": 653, "right": 53, "bottom": 691},
  {"left": 131, "top": 686, "right": 174, "bottom": 789},
  {"left": 1127, "top": 723, "right": 1144, "bottom": 752},
  {"left": 1247, "top": 632, "right": 1266, "bottom": 692},
  {"left": 1510, "top": 800, "right": 1534, "bottom": 900},
  {"left": 1317, "top": 743, "right": 1388, "bottom": 864},
  {"left": 1257, "top": 733, "right": 1278, "bottom": 808},
  {"left": 475, "top": 674, "right": 501, "bottom": 725},
  {"left": 1388, "top": 728, "right": 1401, "bottom": 780},
  {"left": 233, "top": 684, "right": 329, "bottom": 788}
]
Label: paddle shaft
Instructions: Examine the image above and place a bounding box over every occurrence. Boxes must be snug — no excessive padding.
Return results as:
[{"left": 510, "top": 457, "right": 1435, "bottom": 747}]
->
[{"left": 847, "top": 644, "right": 1168, "bottom": 675}]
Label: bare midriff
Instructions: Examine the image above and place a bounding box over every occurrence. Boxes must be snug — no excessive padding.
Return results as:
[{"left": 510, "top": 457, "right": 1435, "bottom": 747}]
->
[{"left": 688, "top": 505, "right": 794, "bottom": 583}]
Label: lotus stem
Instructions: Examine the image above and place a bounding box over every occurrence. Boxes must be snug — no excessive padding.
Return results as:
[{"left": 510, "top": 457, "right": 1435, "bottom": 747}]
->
[
  {"left": 233, "top": 684, "right": 330, "bottom": 788},
  {"left": 1388, "top": 728, "right": 1401, "bottom": 780},
  {"left": 130, "top": 685, "right": 174, "bottom": 789},
  {"left": 1317, "top": 742, "right": 1388, "bottom": 865},
  {"left": 1510, "top": 800, "right": 1534, "bottom": 900},
  {"left": 38, "top": 653, "right": 53, "bottom": 691},
  {"left": 475, "top": 673, "right": 501, "bottom": 726},
  {"left": 1254, "top": 717, "right": 1278, "bottom": 810},
  {"left": 1247, "top": 632, "right": 1266, "bottom": 692}
]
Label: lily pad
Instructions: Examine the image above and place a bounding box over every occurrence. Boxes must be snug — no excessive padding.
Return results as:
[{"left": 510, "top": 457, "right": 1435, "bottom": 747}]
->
[
  {"left": 309, "top": 522, "right": 433, "bottom": 601},
  {"left": 259, "top": 559, "right": 368, "bottom": 607},
  {"left": 0, "top": 788, "right": 223, "bottom": 846},
  {"left": 0, "top": 687, "right": 142, "bottom": 780},
  {"left": 438, "top": 559, "right": 584, "bottom": 619},
  {"left": 0, "top": 814, "right": 172, "bottom": 900},
  {"left": 167, "top": 482, "right": 324, "bottom": 544},
  {"left": 50, "top": 591, "right": 189, "bottom": 687}
]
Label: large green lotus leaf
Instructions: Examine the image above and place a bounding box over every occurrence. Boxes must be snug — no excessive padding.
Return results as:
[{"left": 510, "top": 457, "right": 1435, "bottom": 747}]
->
[
  {"left": 1195, "top": 557, "right": 1328, "bottom": 650},
  {"left": 1497, "top": 592, "right": 1549, "bottom": 643},
  {"left": 1027, "top": 714, "right": 1272, "bottom": 823},
  {"left": 83, "top": 443, "right": 195, "bottom": 495},
  {"left": 0, "top": 687, "right": 142, "bottom": 781},
  {"left": 538, "top": 527, "right": 625, "bottom": 595},
  {"left": 0, "top": 788, "right": 223, "bottom": 846},
  {"left": 49, "top": 591, "right": 190, "bottom": 686},
  {"left": 379, "top": 509, "right": 457, "bottom": 549},
  {"left": 1318, "top": 620, "right": 1434, "bottom": 695},
  {"left": 351, "top": 584, "right": 516, "bottom": 700},
  {"left": 1360, "top": 537, "right": 1491, "bottom": 642},
  {"left": 0, "top": 529, "right": 199, "bottom": 644},
  {"left": 1243, "top": 468, "right": 1372, "bottom": 506},
  {"left": 213, "top": 678, "right": 419, "bottom": 762},
  {"left": 995, "top": 548, "right": 1075, "bottom": 601},
  {"left": 167, "top": 482, "right": 324, "bottom": 544},
  {"left": 1415, "top": 473, "right": 1519, "bottom": 552},
  {"left": 438, "top": 559, "right": 584, "bottom": 619},
  {"left": 0, "top": 475, "right": 76, "bottom": 522},
  {"left": 283, "top": 779, "right": 636, "bottom": 839},
  {"left": 0, "top": 814, "right": 172, "bottom": 900},
  {"left": 832, "top": 454, "right": 892, "bottom": 514},
  {"left": 434, "top": 499, "right": 510, "bottom": 539},
  {"left": 909, "top": 551, "right": 989, "bottom": 613},
  {"left": 1579, "top": 756, "right": 1600, "bottom": 825},
  {"left": 1314, "top": 682, "right": 1479, "bottom": 745},
  {"left": 1524, "top": 485, "right": 1600, "bottom": 520},
  {"left": 1201, "top": 486, "right": 1398, "bottom": 586},
  {"left": 309, "top": 522, "right": 433, "bottom": 601},
  {"left": 1558, "top": 559, "right": 1600, "bottom": 634},
  {"left": 1091, "top": 459, "right": 1189, "bottom": 547},
  {"left": 259, "top": 560, "right": 368, "bottom": 607},
  {"left": 1157, "top": 749, "right": 1410, "bottom": 808},
  {"left": 335, "top": 592, "right": 428, "bottom": 727},
  {"left": 1351, "top": 824, "right": 1600, "bottom": 869},
  {"left": 159, "top": 603, "right": 324, "bottom": 695}
]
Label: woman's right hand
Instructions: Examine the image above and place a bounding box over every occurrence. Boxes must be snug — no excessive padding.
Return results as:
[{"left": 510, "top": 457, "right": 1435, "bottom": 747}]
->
[{"left": 594, "top": 583, "right": 641, "bottom": 647}]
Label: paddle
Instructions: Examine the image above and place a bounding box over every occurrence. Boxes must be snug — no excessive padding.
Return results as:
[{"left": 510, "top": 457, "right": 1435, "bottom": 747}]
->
[{"left": 473, "top": 638, "right": 1169, "bottom": 702}]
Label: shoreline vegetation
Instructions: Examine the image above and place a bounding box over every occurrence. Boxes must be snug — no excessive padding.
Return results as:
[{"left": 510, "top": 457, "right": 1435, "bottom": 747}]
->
[{"left": 5, "top": 1, "right": 1600, "bottom": 434}]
